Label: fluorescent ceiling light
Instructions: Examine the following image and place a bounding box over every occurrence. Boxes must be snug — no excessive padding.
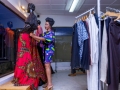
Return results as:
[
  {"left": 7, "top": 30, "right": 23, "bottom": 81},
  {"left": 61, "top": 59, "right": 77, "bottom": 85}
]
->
[{"left": 69, "top": 0, "right": 79, "bottom": 12}]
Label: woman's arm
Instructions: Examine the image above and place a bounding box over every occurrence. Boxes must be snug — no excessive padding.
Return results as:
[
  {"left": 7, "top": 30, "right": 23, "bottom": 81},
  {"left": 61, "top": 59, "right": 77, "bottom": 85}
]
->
[{"left": 30, "top": 33, "right": 45, "bottom": 42}]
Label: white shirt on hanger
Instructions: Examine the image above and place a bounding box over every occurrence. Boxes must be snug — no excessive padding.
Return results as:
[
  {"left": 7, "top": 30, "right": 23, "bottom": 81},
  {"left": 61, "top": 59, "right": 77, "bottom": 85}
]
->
[{"left": 86, "top": 13, "right": 99, "bottom": 90}]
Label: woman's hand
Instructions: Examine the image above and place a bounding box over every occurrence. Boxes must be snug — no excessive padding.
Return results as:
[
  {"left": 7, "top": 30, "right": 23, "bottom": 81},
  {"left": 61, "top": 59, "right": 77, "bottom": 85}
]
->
[{"left": 30, "top": 33, "right": 34, "bottom": 37}]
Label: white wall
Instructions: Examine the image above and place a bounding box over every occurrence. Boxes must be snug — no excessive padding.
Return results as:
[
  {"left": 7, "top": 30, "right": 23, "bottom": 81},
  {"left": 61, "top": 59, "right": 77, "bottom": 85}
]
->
[
  {"left": 7, "top": 0, "right": 29, "bottom": 17},
  {"left": 0, "top": 17, "right": 24, "bottom": 29},
  {"left": 38, "top": 15, "right": 75, "bottom": 32}
]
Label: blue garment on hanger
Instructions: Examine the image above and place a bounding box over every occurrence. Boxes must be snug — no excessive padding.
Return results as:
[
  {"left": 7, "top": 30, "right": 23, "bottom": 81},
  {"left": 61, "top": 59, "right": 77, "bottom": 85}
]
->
[
  {"left": 71, "top": 23, "right": 81, "bottom": 69},
  {"left": 94, "top": 13, "right": 99, "bottom": 27},
  {"left": 80, "top": 21, "right": 90, "bottom": 70},
  {"left": 77, "top": 21, "right": 89, "bottom": 62}
]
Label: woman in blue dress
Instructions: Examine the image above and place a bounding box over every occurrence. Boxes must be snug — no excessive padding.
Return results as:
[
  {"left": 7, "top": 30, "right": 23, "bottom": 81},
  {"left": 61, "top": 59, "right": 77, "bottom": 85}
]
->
[{"left": 30, "top": 17, "right": 55, "bottom": 90}]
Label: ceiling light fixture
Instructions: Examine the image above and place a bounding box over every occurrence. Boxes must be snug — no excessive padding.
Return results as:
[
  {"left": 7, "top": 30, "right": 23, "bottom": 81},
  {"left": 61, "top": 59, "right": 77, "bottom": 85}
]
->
[
  {"left": 21, "top": 6, "right": 27, "bottom": 12},
  {"left": 69, "top": 0, "right": 79, "bottom": 12}
]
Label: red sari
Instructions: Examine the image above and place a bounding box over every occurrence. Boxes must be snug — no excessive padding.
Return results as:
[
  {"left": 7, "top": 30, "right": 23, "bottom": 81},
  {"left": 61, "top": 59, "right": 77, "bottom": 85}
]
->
[{"left": 12, "top": 33, "right": 46, "bottom": 90}]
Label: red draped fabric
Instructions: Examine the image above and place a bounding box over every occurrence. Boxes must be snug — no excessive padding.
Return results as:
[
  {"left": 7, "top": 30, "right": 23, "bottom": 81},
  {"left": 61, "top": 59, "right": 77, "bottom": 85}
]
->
[{"left": 12, "top": 33, "right": 46, "bottom": 90}]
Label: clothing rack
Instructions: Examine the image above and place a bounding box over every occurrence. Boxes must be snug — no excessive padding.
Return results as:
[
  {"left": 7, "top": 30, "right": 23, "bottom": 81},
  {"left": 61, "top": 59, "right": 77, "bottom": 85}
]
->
[
  {"left": 75, "top": 1, "right": 101, "bottom": 90},
  {"left": 97, "top": 0, "right": 101, "bottom": 90},
  {"left": 75, "top": 7, "right": 95, "bottom": 19},
  {"left": 106, "top": 7, "right": 120, "bottom": 13}
]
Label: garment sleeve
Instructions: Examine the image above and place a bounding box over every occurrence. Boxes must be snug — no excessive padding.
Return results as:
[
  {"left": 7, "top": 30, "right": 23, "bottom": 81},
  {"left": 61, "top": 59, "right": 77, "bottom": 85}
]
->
[{"left": 44, "top": 32, "right": 55, "bottom": 44}]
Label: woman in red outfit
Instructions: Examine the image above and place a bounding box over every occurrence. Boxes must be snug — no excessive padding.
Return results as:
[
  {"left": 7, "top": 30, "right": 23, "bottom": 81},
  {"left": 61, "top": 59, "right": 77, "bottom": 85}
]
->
[{"left": 12, "top": 24, "right": 46, "bottom": 90}]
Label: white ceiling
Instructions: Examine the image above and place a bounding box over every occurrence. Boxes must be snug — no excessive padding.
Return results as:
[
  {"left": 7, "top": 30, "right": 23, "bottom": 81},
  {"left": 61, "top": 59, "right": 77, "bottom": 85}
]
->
[{"left": 26, "top": 0, "right": 120, "bottom": 16}]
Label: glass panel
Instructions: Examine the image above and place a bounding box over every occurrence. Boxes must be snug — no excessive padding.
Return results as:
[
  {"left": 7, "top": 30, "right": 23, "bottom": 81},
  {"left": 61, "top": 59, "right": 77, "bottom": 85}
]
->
[
  {"left": 0, "top": 3, "right": 24, "bottom": 77},
  {"left": 53, "top": 27, "right": 73, "bottom": 62}
]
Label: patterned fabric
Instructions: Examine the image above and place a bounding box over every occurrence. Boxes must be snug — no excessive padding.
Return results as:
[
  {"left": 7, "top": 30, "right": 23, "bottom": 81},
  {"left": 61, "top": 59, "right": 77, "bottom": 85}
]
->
[
  {"left": 13, "top": 33, "right": 46, "bottom": 90},
  {"left": 77, "top": 21, "right": 89, "bottom": 60},
  {"left": 42, "top": 31, "right": 55, "bottom": 63}
]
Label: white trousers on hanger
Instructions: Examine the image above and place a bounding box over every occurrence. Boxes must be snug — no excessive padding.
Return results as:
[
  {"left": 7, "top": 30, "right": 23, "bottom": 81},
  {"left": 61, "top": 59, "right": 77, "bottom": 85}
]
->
[
  {"left": 100, "top": 20, "right": 108, "bottom": 83},
  {"left": 87, "top": 64, "right": 98, "bottom": 90}
]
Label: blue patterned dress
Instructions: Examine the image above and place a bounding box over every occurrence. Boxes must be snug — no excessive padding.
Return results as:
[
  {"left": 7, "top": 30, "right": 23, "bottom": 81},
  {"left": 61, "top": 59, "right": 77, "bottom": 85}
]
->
[{"left": 42, "top": 31, "right": 55, "bottom": 63}]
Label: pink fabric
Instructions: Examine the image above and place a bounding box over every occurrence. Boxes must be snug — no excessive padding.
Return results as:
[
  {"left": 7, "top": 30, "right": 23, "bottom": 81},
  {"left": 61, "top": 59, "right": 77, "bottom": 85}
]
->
[
  {"left": 35, "top": 25, "right": 43, "bottom": 47},
  {"left": 35, "top": 25, "right": 43, "bottom": 36}
]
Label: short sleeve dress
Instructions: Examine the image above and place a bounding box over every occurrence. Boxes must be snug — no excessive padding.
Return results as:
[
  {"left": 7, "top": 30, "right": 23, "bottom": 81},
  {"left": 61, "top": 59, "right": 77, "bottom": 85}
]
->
[{"left": 42, "top": 30, "right": 55, "bottom": 63}]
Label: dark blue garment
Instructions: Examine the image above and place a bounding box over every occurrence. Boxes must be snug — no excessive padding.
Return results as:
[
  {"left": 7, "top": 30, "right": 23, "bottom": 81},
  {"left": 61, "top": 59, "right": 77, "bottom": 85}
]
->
[
  {"left": 105, "top": 17, "right": 111, "bottom": 85},
  {"left": 101, "top": 20, "right": 104, "bottom": 45},
  {"left": 80, "top": 21, "right": 90, "bottom": 70},
  {"left": 108, "top": 20, "right": 120, "bottom": 90},
  {"left": 71, "top": 23, "right": 80, "bottom": 69},
  {"left": 94, "top": 13, "right": 99, "bottom": 27}
]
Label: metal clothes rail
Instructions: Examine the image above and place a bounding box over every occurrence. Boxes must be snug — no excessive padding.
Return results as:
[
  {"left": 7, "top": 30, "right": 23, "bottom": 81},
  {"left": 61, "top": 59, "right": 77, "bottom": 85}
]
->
[{"left": 75, "top": 7, "right": 95, "bottom": 19}]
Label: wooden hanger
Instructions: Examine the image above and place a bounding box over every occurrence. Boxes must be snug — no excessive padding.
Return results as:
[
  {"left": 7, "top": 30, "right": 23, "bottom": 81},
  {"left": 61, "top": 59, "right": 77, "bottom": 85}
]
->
[
  {"left": 102, "top": 11, "right": 119, "bottom": 18},
  {"left": 81, "top": 17, "right": 83, "bottom": 21},
  {"left": 102, "top": 11, "right": 120, "bottom": 21},
  {"left": 84, "top": 15, "right": 87, "bottom": 20},
  {"left": 114, "top": 14, "right": 120, "bottom": 21},
  {"left": 91, "top": 11, "right": 95, "bottom": 14},
  {"left": 85, "top": 15, "right": 88, "bottom": 20},
  {"left": 82, "top": 16, "right": 85, "bottom": 21}
]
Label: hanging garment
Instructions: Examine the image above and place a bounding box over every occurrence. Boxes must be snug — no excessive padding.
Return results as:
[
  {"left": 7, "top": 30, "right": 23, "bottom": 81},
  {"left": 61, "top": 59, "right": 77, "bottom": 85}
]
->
[
  {"left": 5, "top": 28, "right": 14, "bottom": 63},
  {"left": 81, "top": 21, "right": 90, "bottom": 70},
  {"left": 71, "top": 23, "right": 81, "bottom": 69},
  {"left": 34, "top": 25, "right": 43, "bottom": 47},
  {"left": 13, "top": 33, "right": 46, "bottom": 90},
  {"left": 105, "top": 18, "right": 111, "bottom": 85},
  {"left": 86, "top": 13, "right": 99, "bottom": 90},
  {"left": 101, "top": 20, "right": 104, "bottom": 45},
  {"left": 34, "top": 25, "right": 43, "bottom": 37},
  {"left": 100, "top": 20, "right": 108, "bottom": 83},
  {"left": 77, "top": 21, "right": 89, "bottom": 63},
  {"left": 94, "top": 13, "right": 99, "bottom": 27},
  {"left": 108, "top": 20, "right": 120, "bottom": 90},
  {"left": 87, "top": 14, "right": 99, "bottom": 64}
]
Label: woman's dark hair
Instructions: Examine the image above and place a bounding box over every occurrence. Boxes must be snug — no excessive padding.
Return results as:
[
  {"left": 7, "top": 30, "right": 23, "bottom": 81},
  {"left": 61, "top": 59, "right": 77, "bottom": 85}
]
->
[{"left": 45, "top": 17, "right": 55, "bottom": 28}]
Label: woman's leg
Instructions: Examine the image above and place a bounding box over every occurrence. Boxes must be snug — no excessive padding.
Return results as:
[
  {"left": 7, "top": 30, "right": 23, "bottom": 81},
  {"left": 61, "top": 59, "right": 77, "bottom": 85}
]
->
[
  {"left": 45, "top": 63, "right": 53, "bottom": 88},
  {"left": 51, "top": 65, "right": 55, "bottom": 74}
]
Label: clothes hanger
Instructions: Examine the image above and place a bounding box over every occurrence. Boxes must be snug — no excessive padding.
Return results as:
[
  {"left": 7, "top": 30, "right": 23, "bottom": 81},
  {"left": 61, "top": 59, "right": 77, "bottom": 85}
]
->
[
  {"left": 81, "top": 16, "right": 84, "bottom": 21},
  {"left": 85, "top": 15, "right": 88, "bottom": 20},
  {"left": 114, "top": 14, "right": 120, "bottom": 21},
  {"left": 82, "top": 16, "right": 85, "bottom": 21},
  {"left": 75, "top": 20, "right": 77, "bottom": 23},
  {"left": 102, "top": 11, "right": 120, "bottom": 21}
]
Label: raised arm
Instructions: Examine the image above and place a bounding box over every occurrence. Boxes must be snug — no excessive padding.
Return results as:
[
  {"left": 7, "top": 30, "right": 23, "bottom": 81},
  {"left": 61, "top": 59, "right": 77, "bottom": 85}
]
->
[{"left": 30, "top": 33, "right": 45, "bottom": 42}]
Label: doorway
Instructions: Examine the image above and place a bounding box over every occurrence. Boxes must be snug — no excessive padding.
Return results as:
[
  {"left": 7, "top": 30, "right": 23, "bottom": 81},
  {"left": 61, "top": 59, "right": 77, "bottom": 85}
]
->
[{"left": 53, "top": 27, "right": 73, "bottom": 71}]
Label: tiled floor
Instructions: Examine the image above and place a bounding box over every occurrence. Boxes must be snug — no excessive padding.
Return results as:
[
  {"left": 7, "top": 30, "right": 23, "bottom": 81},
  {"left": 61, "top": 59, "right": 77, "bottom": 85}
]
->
[{"left": 38, "top": 70, "right": 87, "bottom": 90}]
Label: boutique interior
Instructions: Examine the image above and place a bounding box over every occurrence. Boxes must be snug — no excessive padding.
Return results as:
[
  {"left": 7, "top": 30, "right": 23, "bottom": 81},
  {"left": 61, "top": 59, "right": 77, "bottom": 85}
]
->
[{"left": 0, "top": 0, "right": 120, "bottom": 90}]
